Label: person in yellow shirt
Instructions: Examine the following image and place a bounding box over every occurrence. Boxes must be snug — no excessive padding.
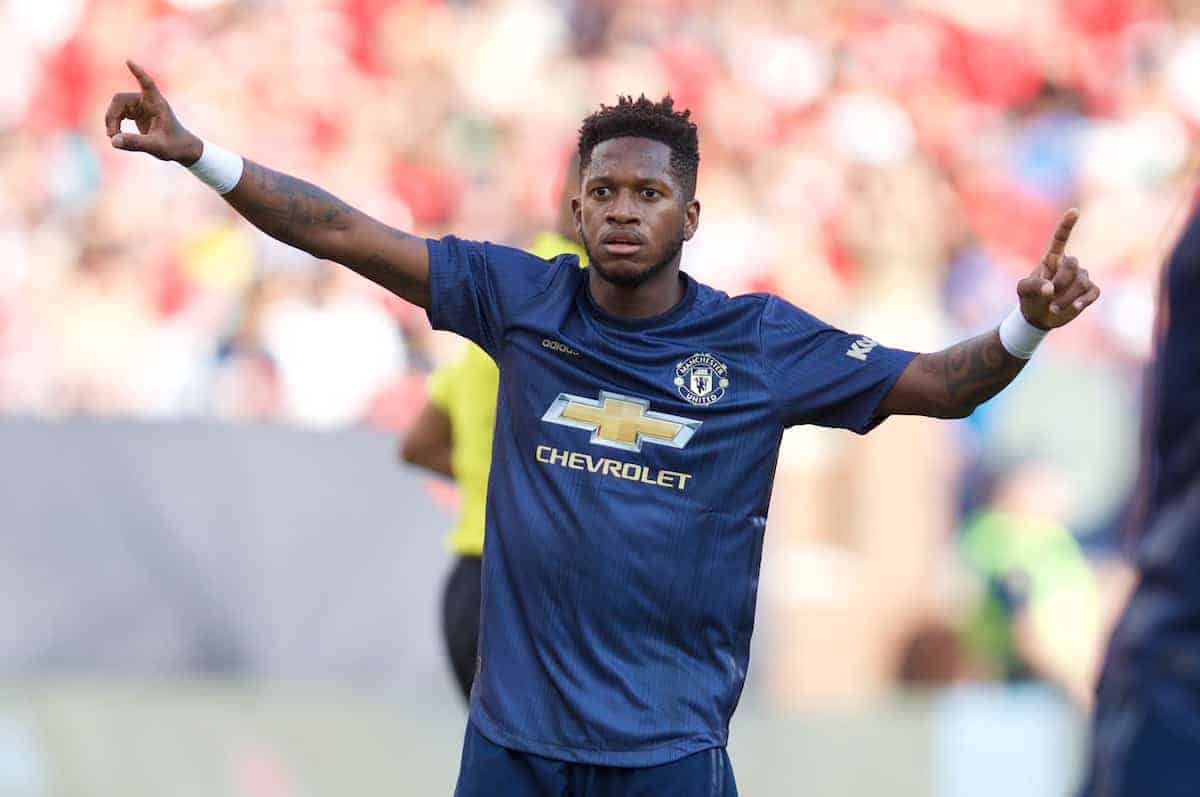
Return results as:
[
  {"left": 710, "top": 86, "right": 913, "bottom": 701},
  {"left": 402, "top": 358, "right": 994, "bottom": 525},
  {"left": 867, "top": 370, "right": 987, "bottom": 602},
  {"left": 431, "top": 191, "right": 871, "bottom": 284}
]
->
[{"left": 402, "top": 156, "right": 586, "bottom": 701}]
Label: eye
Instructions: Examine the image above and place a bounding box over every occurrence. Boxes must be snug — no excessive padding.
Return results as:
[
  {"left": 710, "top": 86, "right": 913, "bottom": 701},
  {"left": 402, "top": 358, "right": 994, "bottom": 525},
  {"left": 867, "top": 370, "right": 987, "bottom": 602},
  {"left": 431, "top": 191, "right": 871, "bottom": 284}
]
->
[
  {"left": 640, "top": 188, "right": 659, "bottom": 200},
  {"left": 591, "top": 186, "right": 611, "bottom": 199}
]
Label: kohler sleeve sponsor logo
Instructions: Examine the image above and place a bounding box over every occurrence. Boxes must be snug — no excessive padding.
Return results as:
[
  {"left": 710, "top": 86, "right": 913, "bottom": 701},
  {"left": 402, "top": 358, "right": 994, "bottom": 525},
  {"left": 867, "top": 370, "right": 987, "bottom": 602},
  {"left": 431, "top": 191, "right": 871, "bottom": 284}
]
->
[{"left": 845, "top": 337, "right": 879, "bottom": 361}]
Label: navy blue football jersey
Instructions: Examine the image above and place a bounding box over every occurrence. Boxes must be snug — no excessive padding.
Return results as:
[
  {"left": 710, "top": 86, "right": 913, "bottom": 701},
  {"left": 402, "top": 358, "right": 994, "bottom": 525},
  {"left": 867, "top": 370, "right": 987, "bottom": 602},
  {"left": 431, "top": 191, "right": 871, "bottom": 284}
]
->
[
  {"left": 426, "top": 236, "right": 916, "bottom": 766},
  {"left": 1099, "top": 204, "right": 1200, "bottom": 711}
]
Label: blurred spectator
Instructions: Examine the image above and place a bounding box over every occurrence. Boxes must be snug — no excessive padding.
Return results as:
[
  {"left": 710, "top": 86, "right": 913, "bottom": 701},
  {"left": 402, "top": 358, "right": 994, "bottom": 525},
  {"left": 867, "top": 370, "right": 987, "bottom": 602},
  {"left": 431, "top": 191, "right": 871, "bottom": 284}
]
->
[
  {"left": 2, "top": 0, "right": 1171, "bottom": 429},
  {"left": 958, "top": 462, "right": 1102, "bottom": 705},
  {"left": 258, "top": 265, "right": 405, "bottom": 429},
  {"left": 210, "top": 279, "right": 281, "bottom": 420}
]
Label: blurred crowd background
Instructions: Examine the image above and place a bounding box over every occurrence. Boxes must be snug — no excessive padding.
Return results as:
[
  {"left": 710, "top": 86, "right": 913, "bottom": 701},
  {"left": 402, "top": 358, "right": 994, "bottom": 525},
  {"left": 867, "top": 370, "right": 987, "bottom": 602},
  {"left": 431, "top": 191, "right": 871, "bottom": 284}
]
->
[{"left": 2, "top": 0, "right": 1197, "bottom": 792}]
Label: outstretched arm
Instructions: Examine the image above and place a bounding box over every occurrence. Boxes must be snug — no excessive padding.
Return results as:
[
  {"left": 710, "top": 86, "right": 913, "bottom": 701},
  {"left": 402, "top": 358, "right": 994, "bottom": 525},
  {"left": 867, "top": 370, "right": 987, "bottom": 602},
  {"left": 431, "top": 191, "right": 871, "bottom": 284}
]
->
[
  {"left": 105, "top": 61, "right": 430, "bottom": 307},
  {"left": 880, "top": 330, "right": 1026, "bottom": 419},
  {"left": 222, "top": 162, "right": 430, "bottom": 306},
  {"left": 878, "top": 209, "right": 1100, "bottom": 420}
]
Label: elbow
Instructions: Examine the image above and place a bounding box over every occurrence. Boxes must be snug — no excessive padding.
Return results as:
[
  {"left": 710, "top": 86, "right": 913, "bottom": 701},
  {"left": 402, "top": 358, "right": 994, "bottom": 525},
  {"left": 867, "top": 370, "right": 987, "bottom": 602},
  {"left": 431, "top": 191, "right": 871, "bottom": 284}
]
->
[
  {"left": 946, "top": 401, "right": 978, "bottom": 419},
  {"left": 929, "top": 400, "right": 975, "bottom": 420}
]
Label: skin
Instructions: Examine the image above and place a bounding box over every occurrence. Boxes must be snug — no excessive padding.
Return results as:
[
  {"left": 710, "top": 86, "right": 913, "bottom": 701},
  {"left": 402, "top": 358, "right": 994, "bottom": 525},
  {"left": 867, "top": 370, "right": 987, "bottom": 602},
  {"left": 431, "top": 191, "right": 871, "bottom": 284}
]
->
[
  {"left": 572, "top": 137, "right": 699, "bottom": 319},
  {"left": 556, "top": 151, "right": 584, "bottom": 243},
  {"left": 106, "top": 62, "right": 432, "bottom": 307},
  {"left": 106, "top": 61, "right": 1100, "bottom": 420},
  {"left": 401, "top": 402, "right": 454, "bottom": 479},
  {"left": 877, "top": 209, "right": 1098, "bottom": 419}
]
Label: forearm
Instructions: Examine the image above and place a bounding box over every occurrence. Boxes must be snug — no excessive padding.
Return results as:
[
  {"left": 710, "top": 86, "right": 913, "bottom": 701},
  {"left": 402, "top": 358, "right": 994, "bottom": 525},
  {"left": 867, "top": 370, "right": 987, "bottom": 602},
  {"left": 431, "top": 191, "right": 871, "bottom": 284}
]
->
[
  {"left": 401, "top": 402, "right": 455, "bottom": 477},
  {"left": 912, "top": 328, "right": 1027, "bottom": 417},
  {"left": 222, "top": 159, "right": 364, "bottom": 263},
  {"left": 401, "top": 439, "right": 454, "bottom": 479},
  {"left": 908, "top": 330, "right": 1027, "bottom": 418},
  {"left": 104, "top": 62, "right": 431, "bottom": 305},
  {"left": 214, "top": 157, "right": 430, "bottom": 305}
]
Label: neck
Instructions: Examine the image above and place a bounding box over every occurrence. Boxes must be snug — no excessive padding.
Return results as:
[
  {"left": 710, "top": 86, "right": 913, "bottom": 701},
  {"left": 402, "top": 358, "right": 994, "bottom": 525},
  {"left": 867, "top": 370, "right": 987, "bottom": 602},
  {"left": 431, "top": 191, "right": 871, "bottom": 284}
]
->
[{"left": 588, "top": 263, "right": 684, "bottom": 320}]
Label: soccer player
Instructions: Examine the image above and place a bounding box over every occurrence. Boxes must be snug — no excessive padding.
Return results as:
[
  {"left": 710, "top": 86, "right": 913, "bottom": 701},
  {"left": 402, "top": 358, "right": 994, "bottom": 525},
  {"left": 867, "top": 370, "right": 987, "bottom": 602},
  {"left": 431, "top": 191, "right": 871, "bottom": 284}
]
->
[
  {"left": 107, "top": 61, "right": 1100, "bottom": 795},
  {"left": 402, "top": 158, "right": 587, "bottom": 702},
  {"left": 1079, "top": 201, "right": 1200, "bottom": 797}
]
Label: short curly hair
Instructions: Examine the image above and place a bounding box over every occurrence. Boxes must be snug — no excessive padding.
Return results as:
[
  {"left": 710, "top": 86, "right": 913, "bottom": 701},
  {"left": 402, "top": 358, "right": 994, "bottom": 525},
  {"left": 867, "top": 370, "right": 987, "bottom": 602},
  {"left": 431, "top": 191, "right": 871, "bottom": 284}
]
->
[{"left": 577, "top": 95, "right": 700, "bottom": 199}]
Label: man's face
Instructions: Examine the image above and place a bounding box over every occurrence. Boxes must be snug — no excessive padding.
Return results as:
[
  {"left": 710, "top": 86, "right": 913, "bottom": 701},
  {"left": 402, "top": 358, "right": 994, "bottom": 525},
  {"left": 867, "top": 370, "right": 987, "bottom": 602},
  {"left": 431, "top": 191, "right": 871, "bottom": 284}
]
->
[{"left": 573, "top": 137, "right": 700, "bottom": 288}]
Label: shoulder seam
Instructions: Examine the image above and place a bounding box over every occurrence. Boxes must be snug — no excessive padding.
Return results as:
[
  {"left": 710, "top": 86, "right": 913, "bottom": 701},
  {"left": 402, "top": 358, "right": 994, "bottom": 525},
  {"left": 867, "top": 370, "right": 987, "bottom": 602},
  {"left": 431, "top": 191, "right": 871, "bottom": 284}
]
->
[
  {"left": 756, "top": 294, "right": 782, "bottom": 428},
  {"left": 495, "top": 250, "right": 574, "bottom": 355}
]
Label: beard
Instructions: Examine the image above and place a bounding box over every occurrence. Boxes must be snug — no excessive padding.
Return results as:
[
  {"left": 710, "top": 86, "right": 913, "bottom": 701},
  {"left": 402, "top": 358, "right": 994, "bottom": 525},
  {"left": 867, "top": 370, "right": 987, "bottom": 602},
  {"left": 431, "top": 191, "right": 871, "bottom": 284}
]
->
[{"left": 583, "top": 230, "right": 685, "bottom": 289}]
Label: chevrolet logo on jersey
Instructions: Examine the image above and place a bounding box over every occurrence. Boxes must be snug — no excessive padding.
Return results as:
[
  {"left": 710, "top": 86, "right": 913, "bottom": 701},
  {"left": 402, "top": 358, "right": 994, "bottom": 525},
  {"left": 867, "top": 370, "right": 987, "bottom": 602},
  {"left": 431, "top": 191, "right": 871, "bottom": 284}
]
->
[{"left": 541, "top": 391, "right": 701, "bottom": 452}]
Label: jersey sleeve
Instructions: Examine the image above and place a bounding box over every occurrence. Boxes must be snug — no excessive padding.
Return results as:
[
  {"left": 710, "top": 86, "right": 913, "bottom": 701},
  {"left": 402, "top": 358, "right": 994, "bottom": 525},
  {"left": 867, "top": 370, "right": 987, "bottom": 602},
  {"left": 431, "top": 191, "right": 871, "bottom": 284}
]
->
[
  {"left": 759, "top": 295, "right": 917, "bottom": 433},
  {"left": 425, "top": 236, "right": 566, "bottom": 357}
]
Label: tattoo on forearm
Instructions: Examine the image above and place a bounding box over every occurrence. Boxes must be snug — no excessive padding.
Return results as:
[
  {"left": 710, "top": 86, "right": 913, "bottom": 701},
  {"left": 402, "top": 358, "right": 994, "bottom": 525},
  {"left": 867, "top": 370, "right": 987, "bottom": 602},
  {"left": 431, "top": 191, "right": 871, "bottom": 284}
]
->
[
  {"left": 224, "top": 160, "right": 427, "bottom": 303},
  {"left": 230, "top": 160, "right": 358, "bottom": 245},
  {"left": 912, "top": 331, "right": 1027, "bottom": 417},
  {"left": 920, "top": 331, "right": 1024, "bottom": 415}
]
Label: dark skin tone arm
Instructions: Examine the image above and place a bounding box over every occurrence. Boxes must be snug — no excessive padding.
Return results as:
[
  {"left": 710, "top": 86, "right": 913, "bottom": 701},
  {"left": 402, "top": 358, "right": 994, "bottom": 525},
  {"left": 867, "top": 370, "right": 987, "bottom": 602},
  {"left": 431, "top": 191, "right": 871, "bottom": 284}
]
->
[
  {"left": 105, "top": 61, "right": 431, "bottom": 307},
  {"left": 880, "top": 329, "right": 1025, "bottom": 420},
  {"left": 878, "top": 209, "right": 1100, "bottom": 420},
  {"left": 108, "top": 62, "right": 1099, "bottom": 423},
  {"left": 401, "top": 401, "right": 454, "bottom": 479}
]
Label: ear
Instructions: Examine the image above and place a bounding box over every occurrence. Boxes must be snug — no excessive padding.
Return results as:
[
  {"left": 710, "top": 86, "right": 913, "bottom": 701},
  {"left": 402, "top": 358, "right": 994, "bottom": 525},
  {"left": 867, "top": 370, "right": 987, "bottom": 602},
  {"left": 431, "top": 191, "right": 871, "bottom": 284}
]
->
[
  {"left": 683, "top": 198, "right": 700, "bottom": 241},
  {"left": 571, "top": 196, "right": 583, "bottom": 235}
]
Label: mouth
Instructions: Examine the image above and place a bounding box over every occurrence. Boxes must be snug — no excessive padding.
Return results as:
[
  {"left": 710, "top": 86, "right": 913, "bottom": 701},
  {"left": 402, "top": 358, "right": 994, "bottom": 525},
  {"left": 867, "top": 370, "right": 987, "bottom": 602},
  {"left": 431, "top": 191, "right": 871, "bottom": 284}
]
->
[
  {"left": 602, "top": 242, "right": 643, "bottom": 257},
  {"left": 600, "top": 232, "right": 644, "bottom": 257}
]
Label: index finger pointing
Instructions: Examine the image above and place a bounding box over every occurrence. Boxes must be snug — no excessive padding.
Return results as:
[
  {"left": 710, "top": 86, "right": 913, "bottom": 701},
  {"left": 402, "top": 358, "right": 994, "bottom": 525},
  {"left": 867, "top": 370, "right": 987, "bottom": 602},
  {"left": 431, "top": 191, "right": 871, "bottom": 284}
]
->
[
  {"left": 126, "top": 60, "right": 159, "bottom": 95},
  {"left": 1046, "top": 208, "right": 1080, "bottom": 258}
]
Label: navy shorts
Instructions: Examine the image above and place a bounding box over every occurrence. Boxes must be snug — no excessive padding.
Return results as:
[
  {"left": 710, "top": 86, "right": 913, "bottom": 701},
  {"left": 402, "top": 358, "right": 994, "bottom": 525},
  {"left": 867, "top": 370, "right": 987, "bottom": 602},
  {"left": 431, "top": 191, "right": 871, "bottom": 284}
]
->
[
  {"left": 1080, "top": 695, "right": 1200, "bottom": 797},
  {"left": 453, "top": 721, "right": 738, "bottom": 797},
  {"left": 442, "top": 555, "right": 483, "bottom": 702}
]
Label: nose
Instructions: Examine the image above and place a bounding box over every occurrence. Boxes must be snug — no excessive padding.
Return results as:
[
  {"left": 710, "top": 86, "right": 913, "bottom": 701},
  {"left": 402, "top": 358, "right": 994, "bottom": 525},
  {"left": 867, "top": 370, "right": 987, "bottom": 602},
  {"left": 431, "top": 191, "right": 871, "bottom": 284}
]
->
[{"left": 606, "top": 190, "right": 640, "bottom": 226}]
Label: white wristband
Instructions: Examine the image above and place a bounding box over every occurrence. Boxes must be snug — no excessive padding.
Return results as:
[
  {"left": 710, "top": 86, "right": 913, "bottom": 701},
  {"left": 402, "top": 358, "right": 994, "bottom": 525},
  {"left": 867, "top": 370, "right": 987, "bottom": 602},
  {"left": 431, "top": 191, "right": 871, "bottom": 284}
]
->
[
  {"left": 186, "top": 140, "right": 244, "bottom": 194},
  {"left": 998, "top": 306, "right": 1048, "bottom": 359}
]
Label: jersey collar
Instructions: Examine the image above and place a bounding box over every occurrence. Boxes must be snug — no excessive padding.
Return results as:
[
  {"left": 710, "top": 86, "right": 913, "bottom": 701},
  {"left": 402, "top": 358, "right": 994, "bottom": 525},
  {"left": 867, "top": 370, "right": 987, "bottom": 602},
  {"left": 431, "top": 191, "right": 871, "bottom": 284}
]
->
[{"left": 580, "top": 271, "right": 697, "bottom": 331}]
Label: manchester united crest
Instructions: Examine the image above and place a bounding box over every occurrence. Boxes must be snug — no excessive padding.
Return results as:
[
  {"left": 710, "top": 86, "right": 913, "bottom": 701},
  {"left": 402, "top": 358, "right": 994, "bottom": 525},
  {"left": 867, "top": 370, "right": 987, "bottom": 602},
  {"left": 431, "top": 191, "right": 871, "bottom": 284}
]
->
[{"left": 674, "top": 353, "right": 729, "bottom": 406}]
